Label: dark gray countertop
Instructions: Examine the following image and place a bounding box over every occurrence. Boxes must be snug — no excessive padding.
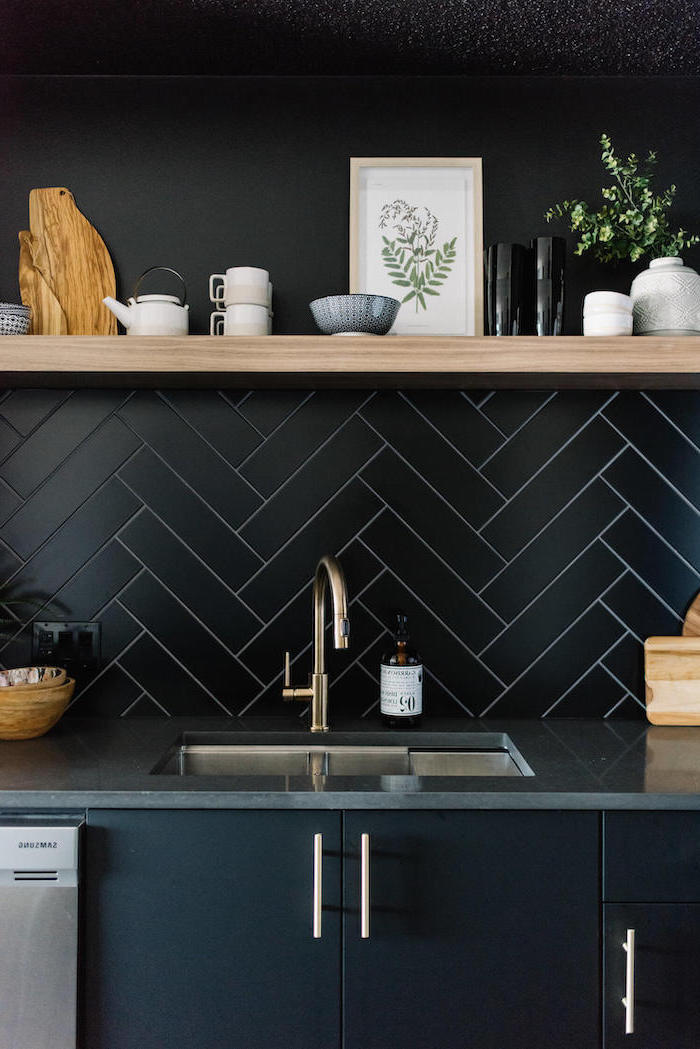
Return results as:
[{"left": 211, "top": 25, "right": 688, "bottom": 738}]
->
[{"left": 0, "top": 716, "right": 698, "bottom": 810}]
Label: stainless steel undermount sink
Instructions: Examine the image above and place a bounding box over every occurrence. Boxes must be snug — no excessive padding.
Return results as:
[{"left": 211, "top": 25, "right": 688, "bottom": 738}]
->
[{"left": 153, "top": 732, "right": 534, "bottom": 779}]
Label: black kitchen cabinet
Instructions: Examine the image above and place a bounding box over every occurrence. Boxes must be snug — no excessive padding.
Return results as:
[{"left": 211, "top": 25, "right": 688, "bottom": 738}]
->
[
  {"left": 84, "top": 809, "right": 599, "bottom": 1049},
  {"left": 604, "top": 814, "right": 700, "bottom": 1049},
  {"left": 343, "top": 811, "right": 600, "bottom": 1049},
  {"left": 604, "top": 906, "right": 700, "bottom": 1048},
  {"left": 83, "top": 810, "right": 342, "bottom": 1049}
]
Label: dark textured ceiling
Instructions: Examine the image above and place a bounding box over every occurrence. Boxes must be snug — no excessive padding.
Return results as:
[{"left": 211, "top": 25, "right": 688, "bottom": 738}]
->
[{"left": 3, "top": 0, "right": 700, "bottom": 75}]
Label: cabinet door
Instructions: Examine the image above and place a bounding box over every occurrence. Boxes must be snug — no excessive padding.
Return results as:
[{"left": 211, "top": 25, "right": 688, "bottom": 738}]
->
[
  {"left": 84, "top": 810, "right": 341, "bottom": 1049},
  {"left": 605, "top": 904, "right": 700, "bottom": 1049},
  {"left": 343, "top": 811, "right": 599, "bottom": 1049}
]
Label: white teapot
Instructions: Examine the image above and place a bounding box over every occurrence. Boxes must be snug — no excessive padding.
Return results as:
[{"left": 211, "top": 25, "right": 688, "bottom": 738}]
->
[{"left": 103, "top": 267, "right": 189, "bottom": 335}]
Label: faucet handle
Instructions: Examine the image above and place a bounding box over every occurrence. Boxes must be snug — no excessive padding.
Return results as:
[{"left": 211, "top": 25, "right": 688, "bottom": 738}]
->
[{"left": 283, "top": 650, "right": 291, "bottom": 688}]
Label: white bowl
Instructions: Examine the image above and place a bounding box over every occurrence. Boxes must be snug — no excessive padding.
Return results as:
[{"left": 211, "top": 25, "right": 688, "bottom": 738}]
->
[{"left": 583, "top": 314, "right": 633, "bottom": 336}]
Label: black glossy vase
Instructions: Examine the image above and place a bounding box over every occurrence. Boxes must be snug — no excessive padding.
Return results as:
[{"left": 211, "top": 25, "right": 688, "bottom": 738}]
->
[
  {"left": 532, "top": 236, "right": 565, "bottom": 336},
  {"left": 485, "top": 243, "right": 531, "bottom": 336}
]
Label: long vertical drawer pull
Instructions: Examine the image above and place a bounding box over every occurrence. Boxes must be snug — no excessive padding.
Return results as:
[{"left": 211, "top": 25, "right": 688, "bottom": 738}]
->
[
  {"left": 360, "top": 833, "right": 370, "bottom": 939},
  {"left": 622, "top": 928, "right": 635, "bottom": 1035},
  {"left": 313, "top": 833, "right": 323, "bottom": 938}
]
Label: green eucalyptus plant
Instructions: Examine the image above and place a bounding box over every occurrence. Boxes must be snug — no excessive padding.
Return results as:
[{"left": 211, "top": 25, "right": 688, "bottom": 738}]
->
[{"left": 545, "top": 133, "right": 700, "bottom": 264}]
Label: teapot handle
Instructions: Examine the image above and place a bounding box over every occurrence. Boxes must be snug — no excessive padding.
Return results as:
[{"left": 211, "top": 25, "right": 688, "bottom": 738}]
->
[{"left": 133, "top": 266, "right": 187, "bottom": 305}]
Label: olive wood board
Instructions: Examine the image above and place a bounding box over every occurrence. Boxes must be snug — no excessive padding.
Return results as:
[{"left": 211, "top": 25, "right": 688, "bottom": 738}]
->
[{"left": 18, "top": 187, "right": 116, "bottom": 335}]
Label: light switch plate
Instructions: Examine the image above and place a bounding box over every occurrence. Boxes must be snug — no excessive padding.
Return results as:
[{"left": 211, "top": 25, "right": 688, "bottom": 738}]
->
[{"left": 31, "top": 621, "right": 101, "bottom": 679}]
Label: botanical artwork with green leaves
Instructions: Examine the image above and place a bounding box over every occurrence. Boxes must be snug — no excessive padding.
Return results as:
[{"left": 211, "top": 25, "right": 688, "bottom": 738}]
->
[{"left": 379, "top": 200, "right": 457, "bottom": 311}]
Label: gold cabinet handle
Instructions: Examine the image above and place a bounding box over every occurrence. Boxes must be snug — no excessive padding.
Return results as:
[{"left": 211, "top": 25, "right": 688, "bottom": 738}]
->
[
  {"left": 622, "top": 928, "right": 635, "bottom": 1034},
  {"left": 313, "top": 833, "right": 323, "bottom": 939},
  {"left": 360, "top": 833, "right": 370, "bottom": 939}
]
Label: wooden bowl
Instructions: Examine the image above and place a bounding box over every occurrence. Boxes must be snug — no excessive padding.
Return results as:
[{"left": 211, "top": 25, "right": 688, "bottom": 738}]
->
[
  {"left": 0, "top": 666, "right": 67, "bottom": 689},
  {"left": 0, "top": 678, "right": 75, "bottom": 739}
]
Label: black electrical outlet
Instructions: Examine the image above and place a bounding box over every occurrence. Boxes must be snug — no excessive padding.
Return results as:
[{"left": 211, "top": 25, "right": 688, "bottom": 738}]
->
[{"left": 32, "top": 621, "right": 102, "bottom": 680}]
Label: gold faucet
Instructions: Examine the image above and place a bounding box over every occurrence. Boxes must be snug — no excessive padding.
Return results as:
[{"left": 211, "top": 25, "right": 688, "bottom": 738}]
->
[{"left": 283, "top": 554, "right": 350, "bottom": 732}]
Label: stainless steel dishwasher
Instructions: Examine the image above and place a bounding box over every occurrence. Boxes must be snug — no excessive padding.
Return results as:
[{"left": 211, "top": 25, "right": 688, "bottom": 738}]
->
[{"left": 0, "top": 818, "right": 81, "bottom": 1049}]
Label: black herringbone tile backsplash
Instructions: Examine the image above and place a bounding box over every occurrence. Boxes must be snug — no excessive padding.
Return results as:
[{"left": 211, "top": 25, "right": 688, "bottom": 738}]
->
[{"left": 1, "top": 387, "right": 698, "bottom": 720}]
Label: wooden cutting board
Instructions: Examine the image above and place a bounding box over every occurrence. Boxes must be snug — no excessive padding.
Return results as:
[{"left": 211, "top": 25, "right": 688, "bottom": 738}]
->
[
  {"left": 645, "top": 636, "right": 700, "bottom": 724},
  {"left": 18, "top": 187, "right": 116, "bottom": 335}
]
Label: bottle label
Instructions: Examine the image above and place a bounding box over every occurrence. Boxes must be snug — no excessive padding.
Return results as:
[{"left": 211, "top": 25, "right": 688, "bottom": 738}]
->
[{"left": 380, "top": 664, "right": 423, "bottom": 716}]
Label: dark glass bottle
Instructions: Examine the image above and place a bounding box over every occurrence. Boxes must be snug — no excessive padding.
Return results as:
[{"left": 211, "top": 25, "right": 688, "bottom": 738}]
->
[{"left": 380, "top": 613, "right": 423, "bottom": 728}]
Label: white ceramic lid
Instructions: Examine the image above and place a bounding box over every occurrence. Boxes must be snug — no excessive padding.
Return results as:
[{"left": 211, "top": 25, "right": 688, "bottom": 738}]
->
[{"left": 583, "top": 291, "right": 632, "bottom": 311}]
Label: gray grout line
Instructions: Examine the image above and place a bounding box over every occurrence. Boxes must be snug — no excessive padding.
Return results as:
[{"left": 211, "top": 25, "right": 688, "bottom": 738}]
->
[
  {"left": 356, "top": 537, "right": 507, "bottom": 689},
  {"left": 599, "top": 660, "right": 646, "bottom": 710},
  {"left": 114, "top": 476, "right": 265, "bottom": 622},
  {"left": 459, "top": 390, "right": 509, "bottom": 440},
  {"left": 0, "top": 435, "right": 147, "bottom": 565},
  {"left": 357, "top": 411, "right": 507, "bottom": 561},
  {"left": 0, "top": 475, "right": 23, "bottom": 500},
  {"left": 358, "top": 475, "right": 507, "bottom": 625},
  {"left": 65, "top": 626, "right": 148, "bottom": 709},
  {"left": 112, "top": 545, "right": 266, "bottom": 690},
  {"left": 214, "top": 389, "right": 267, "bottom": 440},
  {"left": 475, "top": 394, "right": 622, "bottom": 534},
  {"left": 232, "top": 459, "right": 385, "bottom": 596},
  {"left": 475, "top": 390, "right": 559, "bottom": 470},
  {"left": 113, "top": 659, "right": 172, "bottom": 717},
  {"left": 118, "top": 691, "right": 148, "bottom": 717},
  {"left": 478, "top": 574, "right": 627, "bottom": 717},
  {"left": 640, "top": 390, "right": 700, "bottom": 455},
  {"left": 397, "top": 389, "right": 508, "bottom": 499},
  {"left": 114, "top": 435, "right": 265, "bottom": 558},
  {"left": 599, "top": 536, "right": 685, "bottom": 621},
  {"left": 234, "top": 390, "right": 317, "bottom": 470},
  {"left": 601, "top": 475, "right": 700, "bottom": 579},
  {"left": 541, "top": 628, "right": 628, "bottom": 717},
  {"left": 2, "top": 391, "right": 137, "bottom": 503},
  {"left": 0, "top": 506, "right": 148, "bottom": 648},
  {"left": 477, "top": 507, "right": 628, "bottom": 653},
  {"left": 114, "top": 598, "right": 235, "bottom": 714},
  {"left": 598, "top": 597, "right": 642, "bottom": 642},
  {"left": 600, "top": 412, "right": 700, "bottom": 519},
  {"left": 476, "top": 446, "right": 631, "bottom": 593},
  {"left": 141, "top": 390, "right": 269, "bottom": 505},
  {"left": 156, "top": 388, "right": 267, "bottom": 472},
  {"left": 235, "top": 390, "right": 379, "bottom": 517},
  {"left": 238, "top": 430, "right": 386, "bottom": 545},
  {"left": 475, "top": 443, "right": 631, "bottom": 585}
]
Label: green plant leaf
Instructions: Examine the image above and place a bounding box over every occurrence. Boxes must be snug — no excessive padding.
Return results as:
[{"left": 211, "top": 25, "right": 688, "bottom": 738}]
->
[
  {"left": 402, "top": 291, "right": 416, "bottom": 303},
  {"left": 423, "top": 287, "right": 439, "bottom": 296},
  {"left": 418, "top": 292, "right": 427, "bottom": 310}
]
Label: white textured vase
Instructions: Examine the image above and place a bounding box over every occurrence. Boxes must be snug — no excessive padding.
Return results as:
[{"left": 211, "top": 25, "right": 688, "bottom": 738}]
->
[{"left": 630, "top": 256, "right": 700, "bottom": 335}]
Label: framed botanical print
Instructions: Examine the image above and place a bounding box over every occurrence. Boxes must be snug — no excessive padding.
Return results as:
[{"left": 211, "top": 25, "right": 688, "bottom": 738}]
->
[{"left": 350, "top": 157, "right": 483, "bottom": 336}]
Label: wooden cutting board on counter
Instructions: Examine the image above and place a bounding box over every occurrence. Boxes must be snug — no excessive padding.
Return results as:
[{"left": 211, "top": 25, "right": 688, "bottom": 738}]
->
[
  {"left": 645, "top": 593, "right": 700, "bottom": 724},
  {"left": 18, "top": 187, "right": 116, "bottom": 335}
]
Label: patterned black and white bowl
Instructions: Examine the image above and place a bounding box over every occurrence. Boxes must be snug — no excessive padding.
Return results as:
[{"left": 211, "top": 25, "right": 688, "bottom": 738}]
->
[
  {"left": 0, "top": 303, "right": 31, "bottom": 335},
  {"left": 309, "top": 294, "right": 400, "bottom": 336}
]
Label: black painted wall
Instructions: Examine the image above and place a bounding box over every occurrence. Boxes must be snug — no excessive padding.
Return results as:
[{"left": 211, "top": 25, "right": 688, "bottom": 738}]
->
[
  {"left": 0, "top": 386, "right": 698, "bottom": 720},
  {"left": 2, "top": 76, "right": 700, "bottom": 334},
  {"left": 2, "top": 76, "right": 700, "bottom": 719}
]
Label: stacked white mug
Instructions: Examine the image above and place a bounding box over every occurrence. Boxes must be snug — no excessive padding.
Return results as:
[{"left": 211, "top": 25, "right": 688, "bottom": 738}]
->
[
  {"left": 209, "top": 267, "right": 272, "bottom": 335},
  {"left": 583, "top": 291, "right": 633, "bottom": 336}
]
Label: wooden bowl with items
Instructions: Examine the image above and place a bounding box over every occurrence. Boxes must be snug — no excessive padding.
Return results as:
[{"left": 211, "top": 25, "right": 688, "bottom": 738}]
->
[{"left": 0, "top": 666, "right": 74, "bottom": 739}]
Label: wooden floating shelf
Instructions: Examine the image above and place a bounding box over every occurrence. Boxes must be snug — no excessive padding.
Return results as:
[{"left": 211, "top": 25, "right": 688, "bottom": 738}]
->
[{"left": 2, "top": 335, "right": 700, "bottom": 388}]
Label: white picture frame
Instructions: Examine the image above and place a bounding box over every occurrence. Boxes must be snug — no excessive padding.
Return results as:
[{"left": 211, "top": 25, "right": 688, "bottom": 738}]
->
[{"left": 350, "top": 157, "right": 484, "bottom": 336}]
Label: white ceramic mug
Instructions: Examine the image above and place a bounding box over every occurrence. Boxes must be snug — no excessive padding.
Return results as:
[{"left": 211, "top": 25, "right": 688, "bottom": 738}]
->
[
  {"left": 210, "top": 303, "right": 271, "bottom": 336},
  {"left": 209, "top": 267, "right": 271, "bottom": 309}
]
